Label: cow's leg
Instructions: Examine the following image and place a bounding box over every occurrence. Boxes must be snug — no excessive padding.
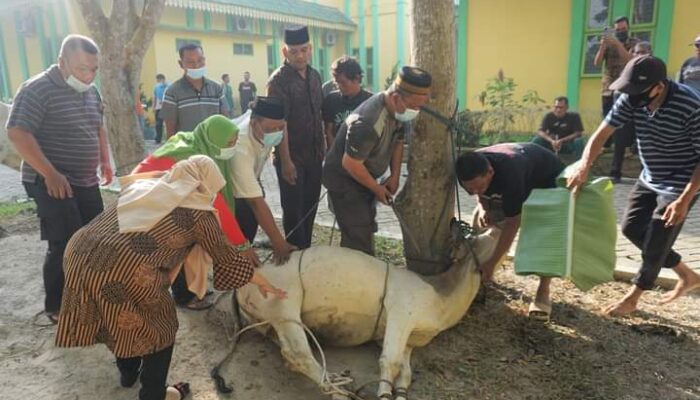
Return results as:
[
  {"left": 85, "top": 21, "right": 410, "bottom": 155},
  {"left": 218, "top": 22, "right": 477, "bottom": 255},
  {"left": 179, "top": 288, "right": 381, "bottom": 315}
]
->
[
  {"left": 272, "top": 319, "right": 325, "bottom": 388},
  {"left": 377, "top": 316, "right": 411, "bottom": 399},
  {"left": 393, "top": 346, "right": 414, "bottom": 400}
]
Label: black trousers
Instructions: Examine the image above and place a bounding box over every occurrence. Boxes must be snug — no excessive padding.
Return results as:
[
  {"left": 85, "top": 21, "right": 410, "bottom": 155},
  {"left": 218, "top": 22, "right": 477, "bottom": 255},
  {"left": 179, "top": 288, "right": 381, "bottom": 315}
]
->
[
  {"left": 328, "top": 186, "right": 377, "bottom": 256},
  {"left": 602, "top": 95, "right": 615, "bottom": 148},
  {"left": 603, "top": 94, "right": 636, "bottom": 178},
  {"left": 116, "top": 345, "right": 174, "bottom": 400},
  {"left": 154, "top": 110, "right": 164, "bottom": 144},
  {"left": 621, "top": 181, "right": 697, "bottom": 290},
  {"left": 23, "top": 179, "right": 103, "bottom": 314},
  {"left": 274, "top": 159, "right": 322, "bottom": 249}
]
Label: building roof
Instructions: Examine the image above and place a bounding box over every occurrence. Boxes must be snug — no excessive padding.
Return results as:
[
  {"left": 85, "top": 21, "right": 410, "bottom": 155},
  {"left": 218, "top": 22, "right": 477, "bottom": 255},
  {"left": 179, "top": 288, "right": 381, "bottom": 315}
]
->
[{"left": 166, "top": 0, "right": 356, "bottom": 31}]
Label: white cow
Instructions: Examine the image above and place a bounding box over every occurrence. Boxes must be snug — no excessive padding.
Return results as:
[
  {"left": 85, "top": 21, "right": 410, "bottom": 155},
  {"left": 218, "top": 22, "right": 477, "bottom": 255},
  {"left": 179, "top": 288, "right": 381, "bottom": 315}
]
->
[
  {"left": 235, "top": 225, "right": 498, "bottom": 399},
  {"left": 0, "top": 102, "right": 21, "bottom": 170}
]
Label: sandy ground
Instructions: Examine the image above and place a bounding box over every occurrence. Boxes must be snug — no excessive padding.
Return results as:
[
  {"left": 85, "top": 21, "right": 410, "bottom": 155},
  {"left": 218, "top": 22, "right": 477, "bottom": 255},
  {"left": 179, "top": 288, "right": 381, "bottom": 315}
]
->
[{"left": 1, "top": 208, "right": 700, "bottom": 400}]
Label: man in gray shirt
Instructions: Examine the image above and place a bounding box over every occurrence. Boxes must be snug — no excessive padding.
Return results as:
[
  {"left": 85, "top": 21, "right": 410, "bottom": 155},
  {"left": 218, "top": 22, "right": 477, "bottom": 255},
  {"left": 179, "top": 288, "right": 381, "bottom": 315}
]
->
[
  {"left": 6, "top": 34, "right": 112, "bottom": 324},
  {"left": 323, "top": 66, "right": 431, "bottom": 255},
  {"left": 679, "top": 35, "right": 700, "bottom": 93},
  {"left": 161, "top": 43, "right": 229, "bottom": 137}
]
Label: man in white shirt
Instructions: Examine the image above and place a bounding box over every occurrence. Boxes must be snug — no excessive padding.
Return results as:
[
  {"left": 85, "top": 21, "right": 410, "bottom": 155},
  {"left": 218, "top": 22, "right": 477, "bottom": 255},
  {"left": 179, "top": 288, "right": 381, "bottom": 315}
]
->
[{"left": 230, "top": 96, "right": 296, "bottom": 264}]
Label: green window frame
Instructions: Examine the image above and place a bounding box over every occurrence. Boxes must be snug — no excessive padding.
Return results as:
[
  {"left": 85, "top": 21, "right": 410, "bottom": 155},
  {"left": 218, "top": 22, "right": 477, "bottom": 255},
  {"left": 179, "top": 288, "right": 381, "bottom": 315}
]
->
[
  {"left": 580, "top": 0, "right": 658, "bottom": 77},
  {"left": 233, "top": 43, "right": 254, "bottom": 56},
  {"left": 175, "top": 38, "right": 201, "bottom": 53},
  {"left": 352, "top": 47, "right": 374, "bottom": 88},
  {"left": 266, "top": 44, "right": 275, "bottom": 76}
]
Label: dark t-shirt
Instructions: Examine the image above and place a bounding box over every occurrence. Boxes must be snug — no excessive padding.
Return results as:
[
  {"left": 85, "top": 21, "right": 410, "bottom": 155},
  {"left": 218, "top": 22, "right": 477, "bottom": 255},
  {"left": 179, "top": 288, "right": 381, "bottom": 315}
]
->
[
  {"left": 539, "top": 111, "right": 584, "bottom": 139},
  {"left": 679, "top": 57, "right": 700, "bottom": 93},
  {"left": 322, "top": 89, "right": 373, "bottom": 131},
  {"left": 478, "top": 143, "right": 565, "bottom": 218},
  {"left": 238, "top": 81, "right": 257, "bottom": 110},
  {"left": 322, "top": 92, "right": 408, "bottom": 192}
]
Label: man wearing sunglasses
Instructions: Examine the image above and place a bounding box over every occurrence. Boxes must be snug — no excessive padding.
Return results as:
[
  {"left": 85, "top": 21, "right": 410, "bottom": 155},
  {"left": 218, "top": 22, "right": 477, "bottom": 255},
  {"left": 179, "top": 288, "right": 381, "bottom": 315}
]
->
[
  {"left": 568, "top": 56, "right": 700, "bottom": 316},
  {"left": 679, "top": 35, "right": 700, "bottom": 93}
]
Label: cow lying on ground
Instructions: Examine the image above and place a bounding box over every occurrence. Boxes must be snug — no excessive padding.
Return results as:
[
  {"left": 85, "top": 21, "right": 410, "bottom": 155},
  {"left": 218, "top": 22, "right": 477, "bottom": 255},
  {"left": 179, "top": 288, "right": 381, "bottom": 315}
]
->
[{"left": 235, "top": 223, "right": 499, "bottom": 399}]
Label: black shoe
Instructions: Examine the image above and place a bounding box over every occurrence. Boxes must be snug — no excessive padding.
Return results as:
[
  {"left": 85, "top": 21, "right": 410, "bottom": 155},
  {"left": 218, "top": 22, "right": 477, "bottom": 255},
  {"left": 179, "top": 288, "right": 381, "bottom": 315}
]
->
[
  {"left": 120, "top": 366, "right": 141, "bottom": 388},
  {"left": 610, "top": 176, "right": 622, "bottom": 184}
]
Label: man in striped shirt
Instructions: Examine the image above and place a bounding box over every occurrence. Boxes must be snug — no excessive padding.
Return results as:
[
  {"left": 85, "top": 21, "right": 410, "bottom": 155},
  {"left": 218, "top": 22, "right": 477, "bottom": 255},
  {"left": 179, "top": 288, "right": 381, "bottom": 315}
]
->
[
  {"left": 6, "top": 34, "right": 112, "bottom": 324},
  {"left": 160, "top": 43, "right": 230, "bottom": 137},
  {"left": 568, "top": 56, "right": 700, "bottom": 316}
]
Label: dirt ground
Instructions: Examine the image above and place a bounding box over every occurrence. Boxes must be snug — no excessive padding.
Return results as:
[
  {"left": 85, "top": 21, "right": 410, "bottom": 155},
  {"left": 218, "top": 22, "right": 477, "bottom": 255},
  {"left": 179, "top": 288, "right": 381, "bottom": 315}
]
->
[{"left": 1, "top": 196, "right": 699, "bottom": 400}]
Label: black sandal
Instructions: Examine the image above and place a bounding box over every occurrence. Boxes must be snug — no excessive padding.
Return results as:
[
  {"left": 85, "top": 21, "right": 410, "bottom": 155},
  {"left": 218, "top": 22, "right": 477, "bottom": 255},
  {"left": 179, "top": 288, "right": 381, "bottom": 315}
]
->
[
  {"left": 46, "top": 312, "right": 59, "bottom": 325},
  {"left": 166, "top": 382, "right": 191, "bottom": 399}
]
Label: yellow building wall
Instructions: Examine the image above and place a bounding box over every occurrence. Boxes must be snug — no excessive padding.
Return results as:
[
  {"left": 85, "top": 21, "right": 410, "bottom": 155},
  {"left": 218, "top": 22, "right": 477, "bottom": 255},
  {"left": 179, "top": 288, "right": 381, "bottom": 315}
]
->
[
  {"left": 1, "top": 13, "right": 22, "bottom": 95},
  {"left": 667, "top": 0, "right": 700, "bottom": 79},
  {"left": 466, "top": 0, "right": 571, "bottom": 112}
]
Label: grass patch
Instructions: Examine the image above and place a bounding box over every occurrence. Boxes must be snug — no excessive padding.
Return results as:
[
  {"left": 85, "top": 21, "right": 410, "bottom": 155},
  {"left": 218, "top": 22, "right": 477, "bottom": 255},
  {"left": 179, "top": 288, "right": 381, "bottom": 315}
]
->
[{"left": 0, "top": 201, "right": 35, "bottom": 219}]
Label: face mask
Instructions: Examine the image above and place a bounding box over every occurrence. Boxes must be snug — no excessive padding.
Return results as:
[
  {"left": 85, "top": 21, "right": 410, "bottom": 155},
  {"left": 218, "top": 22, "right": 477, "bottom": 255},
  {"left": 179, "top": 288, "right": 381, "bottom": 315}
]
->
[
  {"left": 186, "top": 67, "right": 207, "bottom": 80},
  {"left": 395, "top": 108, "right": 420, "bottom": 122},
  {"left": 626, "top": 85, "right": 659, "bottom": 108},
  {"left": 65, "top": 75, "right": 92, "bottom": 93},
  {"left": 615, "top": 31, "right": 629, "bottom": 42},
  {"left": 215, "top": 145, "right": 237, "bottom": 160},
  {"left": 263, "top": 130, "right": 284, "bottom": 147}
]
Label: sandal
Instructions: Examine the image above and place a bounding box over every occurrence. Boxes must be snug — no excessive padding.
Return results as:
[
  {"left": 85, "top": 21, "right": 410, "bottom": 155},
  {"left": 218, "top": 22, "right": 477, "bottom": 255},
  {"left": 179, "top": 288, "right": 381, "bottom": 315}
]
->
[
  {"left": 165, "top": 382, "right": 191, "bottom": 400},
  {"left": 528, "top": 301, "right": 552, "bottom": 321},
  {"left": 183, "top": 295, "right": 213, "bottom": 311},
  {"left": 46, "top": 312, "right": 59, "bottom": 325}
]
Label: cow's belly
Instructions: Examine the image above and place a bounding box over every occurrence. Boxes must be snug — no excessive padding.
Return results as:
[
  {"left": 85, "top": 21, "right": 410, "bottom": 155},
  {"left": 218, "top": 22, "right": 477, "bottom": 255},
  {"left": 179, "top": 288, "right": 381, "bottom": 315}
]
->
[{"left": 301, "top": 307, "right": 379, "bottom": 346}]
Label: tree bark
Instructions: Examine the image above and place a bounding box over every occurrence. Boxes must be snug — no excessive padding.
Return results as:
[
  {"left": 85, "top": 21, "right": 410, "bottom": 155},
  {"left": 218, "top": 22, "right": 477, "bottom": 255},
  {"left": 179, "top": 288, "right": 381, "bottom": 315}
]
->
[
  {"left": 75, "top": 0, "right": 165, "bottom": 176},
  {"left": 394, "top": 0, "right": 456, "bottom": 275}
]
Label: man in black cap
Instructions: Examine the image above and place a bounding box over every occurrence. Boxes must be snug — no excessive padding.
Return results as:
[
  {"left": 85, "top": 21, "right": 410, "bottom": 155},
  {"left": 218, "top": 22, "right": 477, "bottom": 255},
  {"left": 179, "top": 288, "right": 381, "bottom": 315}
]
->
[
  {"left": 229, "top": 97, "right": 297, "bottom": 264},
  {"left": 568, "top": 56, "right": 700, "bottom": 316},
  {"left": 267, "top": 25, "right": 324, "bottom": 249},
  {"left": 322, "top": 66, "right": 431, "bottom": 255}
]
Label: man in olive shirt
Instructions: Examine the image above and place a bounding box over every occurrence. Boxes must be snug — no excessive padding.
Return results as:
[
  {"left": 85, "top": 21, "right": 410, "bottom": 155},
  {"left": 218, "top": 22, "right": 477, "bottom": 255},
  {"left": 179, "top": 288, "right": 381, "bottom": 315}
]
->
[
  {"left": 323, "top": 67, "right": 431, "bottom": 255},
  {"left": 267, "top": 26, "right": 324, "bottom": 249}
]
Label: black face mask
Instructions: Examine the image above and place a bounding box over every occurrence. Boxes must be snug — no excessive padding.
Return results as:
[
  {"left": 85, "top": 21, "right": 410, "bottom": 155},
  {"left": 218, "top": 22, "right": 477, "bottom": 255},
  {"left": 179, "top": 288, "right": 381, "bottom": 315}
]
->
[
  {"left": 626, "top": 85, "right": 659, "bottom": 108},
  {"left": 615, "top": 31, "right": 629, "bottom": 42}
]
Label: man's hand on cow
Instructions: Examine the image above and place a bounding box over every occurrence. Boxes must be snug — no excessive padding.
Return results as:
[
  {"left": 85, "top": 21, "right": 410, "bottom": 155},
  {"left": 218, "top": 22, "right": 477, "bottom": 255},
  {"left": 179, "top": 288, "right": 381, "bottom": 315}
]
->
[
  {"left": 242, "top": 247, "right": 262, "bottom": 268},
  {"left": 662, "top": 197, "right": 691, "bottom": 228},
  {"left": 44, "top": 169, "right": 73, "bottom": 199},
  {"left": 282, "top": 160, "right": 298, "bottom": 185},
  {"left": 250, "top": 270, "right": 288, "bottom": 300},
  {"left": 99, "top": 163, "right": 113, "bottom": 186},
  {"left": 272, "top": 241, "right": 297, "bottom": 265}
]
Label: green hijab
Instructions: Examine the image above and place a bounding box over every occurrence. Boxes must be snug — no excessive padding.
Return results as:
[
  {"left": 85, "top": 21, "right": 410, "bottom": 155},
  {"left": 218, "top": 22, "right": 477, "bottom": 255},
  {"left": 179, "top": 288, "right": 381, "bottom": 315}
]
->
[{"left": 153, "top": 115, "right": 239, "bottom": 213}]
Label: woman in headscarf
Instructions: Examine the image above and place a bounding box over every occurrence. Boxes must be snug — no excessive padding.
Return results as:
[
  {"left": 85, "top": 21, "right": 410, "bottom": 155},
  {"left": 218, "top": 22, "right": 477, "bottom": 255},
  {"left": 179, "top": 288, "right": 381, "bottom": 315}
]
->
[
  {"left": 133, "top": 115, "right": 257, "bottom": 310},
  {"left": 55, "top": 156, "right": 286, "bottom": 400}
]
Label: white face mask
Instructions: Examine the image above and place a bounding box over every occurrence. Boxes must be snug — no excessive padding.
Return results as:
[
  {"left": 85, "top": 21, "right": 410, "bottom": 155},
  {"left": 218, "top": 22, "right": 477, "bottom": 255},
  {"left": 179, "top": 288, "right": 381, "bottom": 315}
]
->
[
  {"left": 215, "top": 145, "right": 237, "bottom": 160},
  {"left": 186, "top": 66, "right": 207, "bottom": 80},
  {"left": 394, "top": 107, "right": 420, "bottom": 122},
  {"left": 263, "top": 130, "right": 284, "bottom": 147},
  {"left": 65, "top": 75, "right": 93, "bottom": 93}
]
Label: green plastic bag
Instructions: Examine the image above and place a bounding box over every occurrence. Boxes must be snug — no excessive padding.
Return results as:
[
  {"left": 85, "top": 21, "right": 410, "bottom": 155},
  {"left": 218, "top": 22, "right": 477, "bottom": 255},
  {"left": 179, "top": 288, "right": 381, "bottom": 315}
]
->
[{"left": 514, "top": 163, "right": 617, "bottom": 291}]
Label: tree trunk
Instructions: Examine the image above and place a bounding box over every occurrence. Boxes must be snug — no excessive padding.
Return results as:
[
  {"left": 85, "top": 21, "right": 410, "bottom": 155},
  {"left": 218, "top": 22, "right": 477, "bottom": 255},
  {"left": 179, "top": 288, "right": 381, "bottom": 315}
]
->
[
  {"left": 75, "top": 0, "right": 165, "bottom": 176},
  {"left": 394, "top": 0, "right": 456, "bottom": 275}
]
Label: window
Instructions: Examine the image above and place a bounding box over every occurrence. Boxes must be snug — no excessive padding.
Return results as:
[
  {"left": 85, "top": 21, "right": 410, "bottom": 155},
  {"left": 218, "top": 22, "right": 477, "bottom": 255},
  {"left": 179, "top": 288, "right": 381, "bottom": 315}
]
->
[
  {"left": 581, "top": 0, "right": 657, "bottom": 77},
  {"left": 352, "top": 47, "right": 374, "bottom": 88},
  {"left": 175, "top": 38, "right": 201, "bottom": 53},
  {"left": 234, "top": 43, "right": 254, "bottom": 56},
  {"left": 267, "top": 45, "right": 275, "bottom": 76}
]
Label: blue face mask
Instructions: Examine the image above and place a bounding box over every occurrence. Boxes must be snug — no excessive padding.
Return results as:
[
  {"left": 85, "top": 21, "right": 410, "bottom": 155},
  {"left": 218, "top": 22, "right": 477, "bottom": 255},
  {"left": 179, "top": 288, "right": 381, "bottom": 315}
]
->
[
  {"left": 65, "top": 75, "right": 92, "bottom": 93},
  {"left": 263, "top": 130, "right": 284, "bottom": 147},
  {"left": 186, "top": 67, "right": 207, "bottom": 80}
]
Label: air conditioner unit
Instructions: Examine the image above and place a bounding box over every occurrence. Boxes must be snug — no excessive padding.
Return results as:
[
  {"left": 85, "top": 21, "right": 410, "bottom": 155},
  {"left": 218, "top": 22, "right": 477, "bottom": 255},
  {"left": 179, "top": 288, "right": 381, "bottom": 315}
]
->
[
  {"left": 324, "top": 31, "right": 337, "bottom": 47},
  {"left": 17, "top": 14, "right": 36, "bottom": 37},
  {"left": 235, "top": 16, "right": 250, "bottom": 32}
]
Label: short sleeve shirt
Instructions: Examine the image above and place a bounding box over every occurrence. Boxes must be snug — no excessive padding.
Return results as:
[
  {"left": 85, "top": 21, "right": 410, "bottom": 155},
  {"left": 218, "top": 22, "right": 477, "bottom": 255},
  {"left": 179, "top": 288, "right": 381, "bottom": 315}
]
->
[
  {"left": 228, "top": 112, "right": 273, "bottom": 199},
  {"left": 238, "top": 81, "right": 257, "bottom": 108},
  {"left": 160, "top": 76, "right": 228, "bottom": 132},
  {"left": 539, "top": 112, "right": 584, "bottom": 139},
  {"left": 6, "top": 65, "right": 103, "bottom": 187},
  {"left": 322, "top": 89, "right": 373, "bottom": 132},
  {"left": 602, "top": 37, "right": 638, "bottom": 96},
  {"left": 322, "top": 92, "right": 408, "bottom": 192},
  {"left": 478, "top": 143, "right": 565, "bottom": 218}
]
